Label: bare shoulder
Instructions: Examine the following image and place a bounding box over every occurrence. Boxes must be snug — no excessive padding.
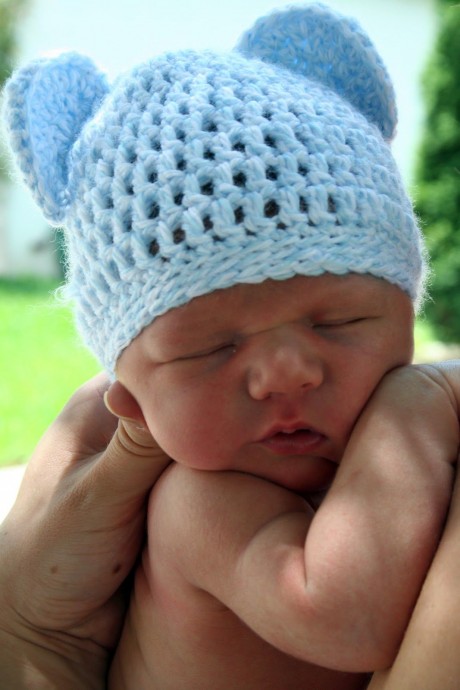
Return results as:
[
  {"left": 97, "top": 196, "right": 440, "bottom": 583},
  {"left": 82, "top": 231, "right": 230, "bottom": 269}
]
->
[
  {"left": 375, "top": 361, "right": 460, "bottom": 419},
  {"left": 146, "top": 465, "right": 311, "bottom": 584},
  {"left": 149, "top": 464, "right": 309, "bottom": 536},
  {"left": 414, "top": 360, "right": 460, "bottom": 414}
]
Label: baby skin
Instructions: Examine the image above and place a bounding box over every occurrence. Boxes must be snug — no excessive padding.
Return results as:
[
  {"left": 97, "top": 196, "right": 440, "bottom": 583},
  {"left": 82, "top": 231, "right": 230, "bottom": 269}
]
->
[{"left": 108, "top": 274, "right": 458, "bottom": 690}]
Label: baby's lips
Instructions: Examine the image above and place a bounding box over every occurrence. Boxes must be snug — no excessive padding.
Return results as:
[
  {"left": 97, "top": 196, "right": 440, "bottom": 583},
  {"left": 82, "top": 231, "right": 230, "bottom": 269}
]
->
[
  {"left": 259, "top": 418, "right": 325, "bottom": 443},
  {"left": 259, "top": 423, "right": 328, "bottom": 456}
]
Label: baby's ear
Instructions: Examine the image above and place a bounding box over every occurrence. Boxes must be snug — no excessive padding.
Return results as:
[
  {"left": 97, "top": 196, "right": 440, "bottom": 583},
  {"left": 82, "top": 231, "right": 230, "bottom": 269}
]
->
[
  {"left": 236, "top": 4, "right": 397, "bottom": 141},
  {"left": 104, "top": 381, "right": 147, "bottom": 427},
  {"left": 2, "top": 52, "right": 109, "bottom": 223}
]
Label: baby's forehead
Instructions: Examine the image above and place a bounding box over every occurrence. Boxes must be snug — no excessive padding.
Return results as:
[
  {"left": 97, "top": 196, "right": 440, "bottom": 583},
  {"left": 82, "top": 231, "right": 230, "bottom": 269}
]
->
[
  {"left": 153, "top": 273, "right": 405, "bottom": 330},
  {"left": 116, "top": 271, "right": 413, "bottom": 376}
]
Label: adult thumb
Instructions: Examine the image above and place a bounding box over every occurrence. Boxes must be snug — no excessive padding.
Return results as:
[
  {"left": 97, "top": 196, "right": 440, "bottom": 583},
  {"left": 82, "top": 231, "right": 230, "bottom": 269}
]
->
[{"left": 97, "top": 381, "right": 171, "bottom": 502}]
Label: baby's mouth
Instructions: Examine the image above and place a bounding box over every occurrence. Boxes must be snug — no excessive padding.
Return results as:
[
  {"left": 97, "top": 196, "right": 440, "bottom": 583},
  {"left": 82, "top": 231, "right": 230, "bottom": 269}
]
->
[{"left": 261, "top": 427, "right": 327, "bottom": 456}]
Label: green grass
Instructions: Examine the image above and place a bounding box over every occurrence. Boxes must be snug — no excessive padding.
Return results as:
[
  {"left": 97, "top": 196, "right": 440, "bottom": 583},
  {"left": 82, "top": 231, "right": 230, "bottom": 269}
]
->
[{"left": 0, "top": 277, "right": 100, "bottom": 467}]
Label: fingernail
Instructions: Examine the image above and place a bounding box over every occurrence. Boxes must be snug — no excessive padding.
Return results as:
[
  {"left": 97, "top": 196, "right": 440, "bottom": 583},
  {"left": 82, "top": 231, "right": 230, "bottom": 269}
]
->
[
  {"left": 103, "top": 390, "right": 116, "bottom": 415},
  {"left": 103, "top": 390, "right": 139, "bottom": 424}
]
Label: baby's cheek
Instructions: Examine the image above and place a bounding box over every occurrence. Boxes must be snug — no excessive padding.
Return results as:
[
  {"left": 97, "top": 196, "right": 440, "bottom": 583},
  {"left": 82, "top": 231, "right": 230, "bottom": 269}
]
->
[
  {"left": 142, "top": 380, "right": 231, "bottom": 468},
  {"left": 144, "top": 403, "right": 205, "bottom": 466}
]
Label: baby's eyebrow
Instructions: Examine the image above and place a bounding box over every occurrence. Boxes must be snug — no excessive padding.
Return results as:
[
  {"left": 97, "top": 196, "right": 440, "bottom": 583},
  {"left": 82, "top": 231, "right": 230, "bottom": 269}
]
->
[
  {"left": 170, "top": 303, "right": 240, "bottom": 335},
  {"left": 188, "top": 327, "right": 237, "bottom": 348},
  {"left": 154, "top": 318, "right": 237, "bottom": 351}
]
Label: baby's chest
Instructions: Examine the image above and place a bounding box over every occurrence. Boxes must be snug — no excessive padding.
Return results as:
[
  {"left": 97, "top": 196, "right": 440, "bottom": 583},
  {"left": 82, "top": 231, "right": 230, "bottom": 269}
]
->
[{"left": 140, "top": 572, "right": 367, "bottom": 690}]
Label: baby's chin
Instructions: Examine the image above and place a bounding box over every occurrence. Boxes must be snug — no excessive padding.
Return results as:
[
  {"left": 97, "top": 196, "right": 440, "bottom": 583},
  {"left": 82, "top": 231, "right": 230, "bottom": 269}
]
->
[{"left": 249, "top": 456, "right": 338, "bottom": 496}]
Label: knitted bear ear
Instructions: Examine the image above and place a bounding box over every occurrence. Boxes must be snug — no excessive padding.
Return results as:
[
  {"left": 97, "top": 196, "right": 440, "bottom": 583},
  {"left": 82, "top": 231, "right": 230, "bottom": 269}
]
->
[
  {"left": 236, "top": 3, "right": 397, "bottom": 141},
  {"left": 3, "top": 52, "right": 109, "bottom": 224}
]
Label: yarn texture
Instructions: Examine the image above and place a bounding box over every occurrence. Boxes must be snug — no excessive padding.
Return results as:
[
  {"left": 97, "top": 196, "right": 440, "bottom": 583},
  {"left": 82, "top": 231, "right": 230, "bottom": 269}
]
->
[{"left": 3, "top": 3, "right": 427, "bottom": 376}]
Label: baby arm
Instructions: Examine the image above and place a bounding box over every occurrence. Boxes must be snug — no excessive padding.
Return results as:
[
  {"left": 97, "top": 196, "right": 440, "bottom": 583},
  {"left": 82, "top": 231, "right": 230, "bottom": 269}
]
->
[
  {"left": 302, "top": 363, "right": 458, "bottom": 669},
  {"left": 141, "top": 363, "right": 458, "bottom": 675},
  {"left": 368, "top": 432, "right": 460, "bottom": 690},
  {"left": 239, "top": 364, "right": 457, "bottom": 671}
]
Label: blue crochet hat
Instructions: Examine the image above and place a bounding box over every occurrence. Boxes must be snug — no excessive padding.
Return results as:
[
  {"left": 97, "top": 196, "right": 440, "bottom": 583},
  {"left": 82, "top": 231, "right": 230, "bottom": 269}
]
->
[{"left": 3, "top": 3, "right": 427, "bottom": 375}]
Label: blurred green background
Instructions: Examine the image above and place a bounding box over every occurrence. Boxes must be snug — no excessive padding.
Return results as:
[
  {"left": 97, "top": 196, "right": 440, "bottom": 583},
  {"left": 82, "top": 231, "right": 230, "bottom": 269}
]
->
[{"left": 0, "top": 277, "right": 100, "bottom": 466}]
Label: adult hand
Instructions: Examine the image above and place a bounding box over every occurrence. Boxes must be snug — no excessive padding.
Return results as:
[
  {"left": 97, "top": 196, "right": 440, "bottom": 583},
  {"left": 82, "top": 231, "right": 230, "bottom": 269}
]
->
[
  {"left": 368, "top": 462, "right": 460, "bottom": 690},
  {"left": 0, "top": 374, "right": 170, "bottom": 689}
]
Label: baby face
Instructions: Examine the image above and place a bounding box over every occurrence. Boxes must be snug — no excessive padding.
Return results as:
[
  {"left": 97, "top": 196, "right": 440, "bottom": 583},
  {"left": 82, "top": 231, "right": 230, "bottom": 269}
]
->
[{"left": 117, "top": 274, "right": 414, "bottom": 493}]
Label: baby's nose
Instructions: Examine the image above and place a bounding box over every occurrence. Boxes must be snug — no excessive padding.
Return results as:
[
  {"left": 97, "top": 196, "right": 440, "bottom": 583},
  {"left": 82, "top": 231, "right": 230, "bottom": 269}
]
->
[{"left": 247, "top": 329, "right": 324, "bottom": 400}]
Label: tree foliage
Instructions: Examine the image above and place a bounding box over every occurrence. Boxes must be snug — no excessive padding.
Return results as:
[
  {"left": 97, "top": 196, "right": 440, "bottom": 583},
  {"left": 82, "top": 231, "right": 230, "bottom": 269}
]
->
[
  {"left": 0, "top": 0, "right": 29, "bottom": 180},
  {"left": 0, "top": 0, "right": 28, "bottom": 87},
  {"left": 415, "top": 3, "right": 460, "bottom": 341}
]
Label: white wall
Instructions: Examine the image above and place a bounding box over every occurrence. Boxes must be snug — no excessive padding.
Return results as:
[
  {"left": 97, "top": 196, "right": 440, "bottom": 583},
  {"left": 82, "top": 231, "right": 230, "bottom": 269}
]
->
[{"left": 1, "top": 0, "right": 437, "bottom": 276}]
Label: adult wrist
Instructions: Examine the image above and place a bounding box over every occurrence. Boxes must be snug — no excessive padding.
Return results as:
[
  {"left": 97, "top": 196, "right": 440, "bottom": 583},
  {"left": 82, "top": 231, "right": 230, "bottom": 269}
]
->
[{"left": 0, "top": 625, "right": 107, "bottom": 690}]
